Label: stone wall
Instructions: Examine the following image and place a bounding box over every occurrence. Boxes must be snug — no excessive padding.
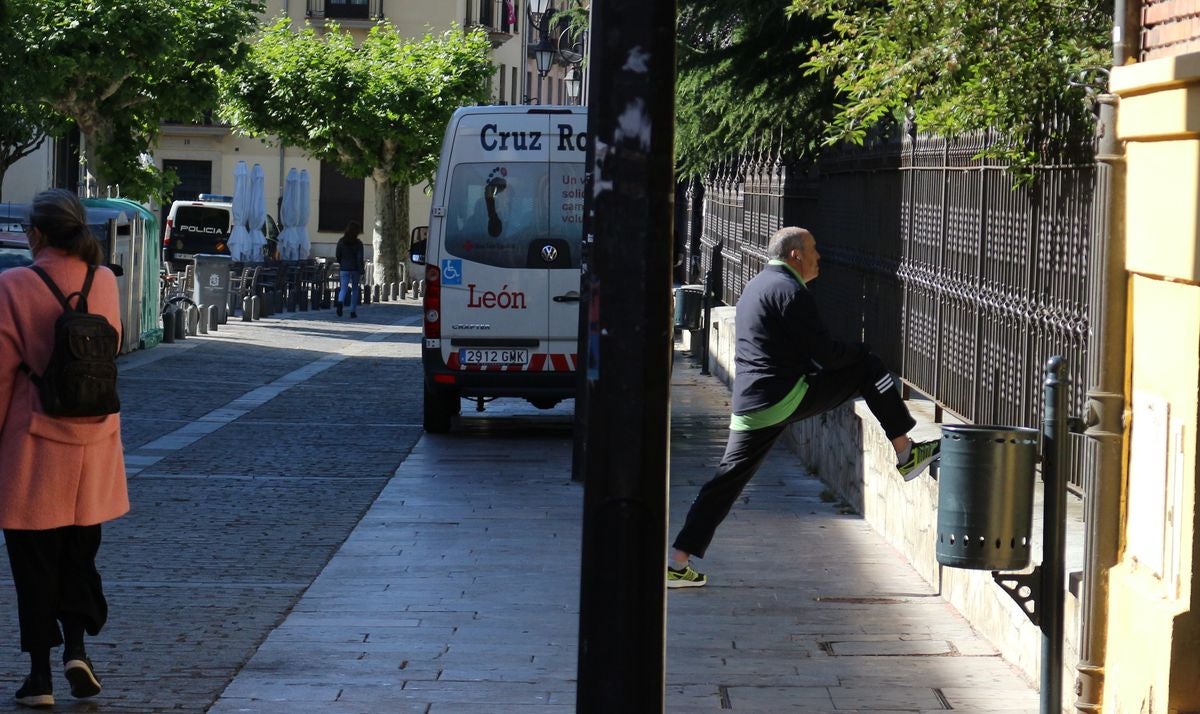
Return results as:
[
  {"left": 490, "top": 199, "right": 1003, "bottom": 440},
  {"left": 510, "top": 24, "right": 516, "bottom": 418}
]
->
[{"left": 683, "top": 316, "right": 1085, "bottom": 706}]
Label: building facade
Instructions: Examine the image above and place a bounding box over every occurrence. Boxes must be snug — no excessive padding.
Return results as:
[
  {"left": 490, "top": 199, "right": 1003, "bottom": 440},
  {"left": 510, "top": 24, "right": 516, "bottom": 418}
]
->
[
  {"left": 4, "top": 0, "right": 585, "bottom": 265},
  {"left": 1105, "top": 1, "right": 1200, "bottom": 711}
]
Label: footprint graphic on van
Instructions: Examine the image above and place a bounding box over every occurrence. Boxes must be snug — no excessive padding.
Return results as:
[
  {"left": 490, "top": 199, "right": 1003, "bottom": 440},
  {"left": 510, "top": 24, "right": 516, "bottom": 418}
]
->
[{"left": 485, "top": 167, "right": 508, "bottom": 237}]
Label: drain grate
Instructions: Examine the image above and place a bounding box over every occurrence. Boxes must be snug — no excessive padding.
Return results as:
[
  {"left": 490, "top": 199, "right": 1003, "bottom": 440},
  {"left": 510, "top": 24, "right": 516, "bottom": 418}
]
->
[
  {"left": 932, "top": 687, "right": 954, "bottom": 709},
  {"left": 814, "top": 596, "right": 905, "bottom": 604}
]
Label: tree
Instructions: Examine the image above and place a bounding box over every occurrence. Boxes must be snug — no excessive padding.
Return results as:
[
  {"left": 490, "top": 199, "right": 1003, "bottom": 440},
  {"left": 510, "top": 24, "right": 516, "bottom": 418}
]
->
[
  {"left": 789, "top": 0, "right": 1110, "bottom": 168},
  {"left": 675, "top": 0, "right": 835, "bottom": 177},
  {"left": 0, "top": 10, "right": 56, "bottom": 202},
  {"left": 7, "top": 0, "right": 264, "bottom": 201},
  {"left": 218, "top": 20, "right": 494, "bottom": 283}
]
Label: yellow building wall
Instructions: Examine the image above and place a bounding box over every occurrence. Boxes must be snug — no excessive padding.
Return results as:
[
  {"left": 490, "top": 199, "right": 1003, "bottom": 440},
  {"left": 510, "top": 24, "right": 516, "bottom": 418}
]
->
[
  {"left": 1110, "top": 54, "right": 1200, "bottom": 714},
  {"left": 153, "top": 0, "right": 524, "bottom": 267}
]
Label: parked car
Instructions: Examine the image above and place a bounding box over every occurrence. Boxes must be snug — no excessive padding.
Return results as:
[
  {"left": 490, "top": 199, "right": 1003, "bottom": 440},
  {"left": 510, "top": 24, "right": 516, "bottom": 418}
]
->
[
  {"left": 0, "top": 225, "right": 32, "bottom": 274},
  {"left": 0, "top": 205, "right": 33, "bottom": 274},
  {"left": 162, "top": 194, "right": 279, "bottom": 269}
]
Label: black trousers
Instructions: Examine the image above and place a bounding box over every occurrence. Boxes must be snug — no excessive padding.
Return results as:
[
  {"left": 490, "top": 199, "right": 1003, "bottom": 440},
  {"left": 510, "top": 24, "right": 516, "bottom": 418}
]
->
[
  {"left": 4, "top": 525, "right": 107, "bottom": 653},
  {"left": 673, "top": 352, "right": 916, "bottom": 558}
]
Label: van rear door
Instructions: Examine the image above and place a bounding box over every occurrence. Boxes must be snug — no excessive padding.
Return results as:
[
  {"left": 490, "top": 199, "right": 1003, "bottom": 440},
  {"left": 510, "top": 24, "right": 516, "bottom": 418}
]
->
[
  {"left": 545, "top": 114, "right": 587, "bottom": 367},
  {"left": 438, "top": 111, "right": 555, "bottom": 372}
]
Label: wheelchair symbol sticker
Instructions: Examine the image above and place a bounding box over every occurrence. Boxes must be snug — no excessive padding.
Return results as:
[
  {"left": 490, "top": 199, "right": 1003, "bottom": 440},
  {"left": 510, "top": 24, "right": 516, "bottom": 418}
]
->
[{"left": 441, "top": 259, "right": 463, "bottom": 285}]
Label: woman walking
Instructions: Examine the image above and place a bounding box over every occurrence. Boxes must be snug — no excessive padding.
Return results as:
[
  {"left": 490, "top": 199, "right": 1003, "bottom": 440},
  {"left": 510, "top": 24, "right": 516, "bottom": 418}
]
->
[
  {"left": 335, "top": 220, "right": 365, "bottom": 318},
  {"left": 0, "top": 189, "right": 129, "bottom": 707}
]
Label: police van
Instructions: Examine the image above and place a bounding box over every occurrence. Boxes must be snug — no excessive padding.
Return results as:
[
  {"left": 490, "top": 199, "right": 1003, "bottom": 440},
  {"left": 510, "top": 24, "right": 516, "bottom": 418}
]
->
[{"left": 411, "top": 105, "right": 587, "bottom": 432}]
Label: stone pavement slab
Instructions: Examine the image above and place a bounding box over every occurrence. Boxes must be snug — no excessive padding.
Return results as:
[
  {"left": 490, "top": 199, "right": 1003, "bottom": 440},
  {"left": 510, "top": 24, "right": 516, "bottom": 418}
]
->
[
  {"left": 212, "top": 350, "right": 1040, "bottom": 713},
  {"left": 0, "top": 301, "right": 428, "bottom": 713}
]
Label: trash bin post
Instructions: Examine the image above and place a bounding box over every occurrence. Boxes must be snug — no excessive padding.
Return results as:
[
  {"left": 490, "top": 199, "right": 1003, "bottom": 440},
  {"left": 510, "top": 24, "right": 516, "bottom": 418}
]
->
[
  {"left": 1037, "top": 355, "right": 1069, "bottom": 714},
  {"left": 937, "top": 356, "right": 1071, "bottom": 714},
  {"left": 699, "top": 270, "right": 713, "bottom": 376}
]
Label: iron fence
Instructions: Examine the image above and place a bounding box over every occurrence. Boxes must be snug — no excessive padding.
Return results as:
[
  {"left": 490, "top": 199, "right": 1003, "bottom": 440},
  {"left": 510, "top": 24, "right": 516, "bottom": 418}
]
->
[{"left": 687, "top": 130, "right": 1095, "bottom": 492}]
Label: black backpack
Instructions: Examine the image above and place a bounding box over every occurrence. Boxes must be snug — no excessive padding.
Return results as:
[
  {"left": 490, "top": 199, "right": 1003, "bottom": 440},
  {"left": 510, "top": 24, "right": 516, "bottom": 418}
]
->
[{"left": 18, "top": 265, "right": 121, "bottom": 417}]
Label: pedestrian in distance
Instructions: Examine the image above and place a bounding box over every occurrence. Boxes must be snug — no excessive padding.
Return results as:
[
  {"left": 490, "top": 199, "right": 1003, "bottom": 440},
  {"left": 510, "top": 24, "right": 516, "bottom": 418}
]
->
[
  {"left": 335, "top": 220, "right": 365, "bottom": 319},
  {"left": 0, "top": 189, "right": 129, "bottom": 706},
  {"left": 667, "top": 226, "right": 940, "bottom": 589}
]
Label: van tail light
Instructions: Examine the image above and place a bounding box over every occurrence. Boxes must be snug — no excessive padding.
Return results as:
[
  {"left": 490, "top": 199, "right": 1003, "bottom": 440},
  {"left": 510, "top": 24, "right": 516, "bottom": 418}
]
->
[
  {"left": 163, "top": 218, "right": 173, "bottom": 247},
  {"left": 423, "top": 264, "right": 441, "bottom": 339}
]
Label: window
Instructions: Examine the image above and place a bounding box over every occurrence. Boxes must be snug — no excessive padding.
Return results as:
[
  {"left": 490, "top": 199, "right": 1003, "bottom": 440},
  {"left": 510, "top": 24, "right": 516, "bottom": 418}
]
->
[
  {"left": 326, "top": 0, "right": 369, "bottom": 19},
  {"left": 444, "top": 161, "right": 584, "bottom": 269},
  {"left": 318, "top": 161, "right": 365, "bottom": 232},
  {"left": 498, "top": 64, "right": 506, "bottom": 104},
  {"left": 511, "top": 67, "right": 518, "bottom": 105}
]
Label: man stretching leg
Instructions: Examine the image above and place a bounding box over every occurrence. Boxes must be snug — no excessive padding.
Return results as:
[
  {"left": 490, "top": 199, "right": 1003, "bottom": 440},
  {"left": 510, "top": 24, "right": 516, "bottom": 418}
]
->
[{"left": 667, "top": 226, "right": 940, "bottom": 588}]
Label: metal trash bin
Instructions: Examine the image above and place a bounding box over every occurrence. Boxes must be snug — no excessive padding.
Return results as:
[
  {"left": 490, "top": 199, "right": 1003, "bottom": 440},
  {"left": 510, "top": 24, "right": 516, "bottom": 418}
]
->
[
  {"left": 192, "top": 254, "right": 233, "bottom": 325},
  {"left": 936, "top": 424, "right": 1038, "bottom": 571},
  {"left": 674, "top": 284, "right": 704, "bottom": 330}
]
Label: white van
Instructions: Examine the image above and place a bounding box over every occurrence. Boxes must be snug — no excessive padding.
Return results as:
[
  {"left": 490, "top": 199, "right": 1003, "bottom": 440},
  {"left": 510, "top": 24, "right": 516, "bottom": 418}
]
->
[{"left": 412, "top": 105, "right": 587, "bottom": 432}]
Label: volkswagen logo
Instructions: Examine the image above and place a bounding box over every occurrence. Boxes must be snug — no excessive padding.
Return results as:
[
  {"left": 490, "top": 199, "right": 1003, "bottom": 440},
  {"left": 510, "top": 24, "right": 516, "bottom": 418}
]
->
[{"left": 541, "top": 244, "right": 558, "bottom": 263}]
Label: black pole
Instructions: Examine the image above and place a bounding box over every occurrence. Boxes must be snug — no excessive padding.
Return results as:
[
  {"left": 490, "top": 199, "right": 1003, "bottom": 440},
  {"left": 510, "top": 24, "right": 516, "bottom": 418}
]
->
[
  {"left": 575, "top": 0, "right": 676, "bottom": 710},
  {"left": 1041, "top": 356, "right": 1068, "bottom": 714},
  {"left": 699, "top": 269, "right": 712, "bottom": 375}
]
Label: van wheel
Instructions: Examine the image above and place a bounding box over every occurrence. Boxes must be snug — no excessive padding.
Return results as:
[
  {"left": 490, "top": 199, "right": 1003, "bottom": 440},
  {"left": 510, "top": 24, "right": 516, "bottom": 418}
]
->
[{"left": 423, "top": 384, "right": 460, "bottom": 433}]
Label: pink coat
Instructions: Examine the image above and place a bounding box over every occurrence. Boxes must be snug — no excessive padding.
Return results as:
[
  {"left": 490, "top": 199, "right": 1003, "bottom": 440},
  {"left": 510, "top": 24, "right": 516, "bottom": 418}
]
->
[{"left": 0, "top": 248, "right": 129, "bottom": 530}]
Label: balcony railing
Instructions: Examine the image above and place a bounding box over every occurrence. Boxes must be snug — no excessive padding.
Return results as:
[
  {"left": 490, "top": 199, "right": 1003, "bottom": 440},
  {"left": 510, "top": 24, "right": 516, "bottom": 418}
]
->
[
  {"left": 466, "top": 0, "right": 517, "bottom": 45},
  {"left": 306, "top": 0, "right": 383, "bottom": 22}
]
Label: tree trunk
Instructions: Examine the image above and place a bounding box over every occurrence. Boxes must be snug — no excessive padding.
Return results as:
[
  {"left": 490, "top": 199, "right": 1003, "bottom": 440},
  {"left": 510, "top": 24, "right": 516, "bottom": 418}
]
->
[
  {"left": 80, "top": 126, "right": 115, "bottom": 198},
  {"left": 371, "top": 175, "right": 410, "bottom": 285}
]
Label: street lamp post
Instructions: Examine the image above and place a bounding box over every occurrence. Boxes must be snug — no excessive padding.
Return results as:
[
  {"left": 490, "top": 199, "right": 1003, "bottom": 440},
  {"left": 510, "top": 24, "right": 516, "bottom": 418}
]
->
[{"left": 522, "top": 0, "right": 556, "bottom": 104}]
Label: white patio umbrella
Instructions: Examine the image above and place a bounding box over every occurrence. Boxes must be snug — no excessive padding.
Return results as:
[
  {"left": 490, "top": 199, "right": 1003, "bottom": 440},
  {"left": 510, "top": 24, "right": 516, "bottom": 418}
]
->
[
  {"left": 297, "top": 169, "right": 311, "bottom": 259},
  {"left": 247, "top": 163, "right": 267, "bottom": 261},
  {"left": 226, "top": 161, "right": 251, "bottom": 261},
  {"left": 277, "top": 168, "right": 303, "bottom": 260}
]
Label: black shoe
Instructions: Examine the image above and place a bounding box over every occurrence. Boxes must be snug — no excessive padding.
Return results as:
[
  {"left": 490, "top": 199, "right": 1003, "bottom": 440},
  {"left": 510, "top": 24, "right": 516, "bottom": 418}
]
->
[
  {"left": 63, "top": 655, "right": 101, "bottom": 699},
  {"left": 350, "top": 312, "right": 358, "bottom": 318},
  {"left": 14, "top": 674, "right": 53, "bottom": 708},
  {"left": 336, "top": 302, "right": 343, "bottom": 317}
]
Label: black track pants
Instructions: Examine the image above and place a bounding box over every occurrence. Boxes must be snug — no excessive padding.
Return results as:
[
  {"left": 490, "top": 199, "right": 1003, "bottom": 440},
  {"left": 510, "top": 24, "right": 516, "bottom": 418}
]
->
[{"left": 673, "top": 352, "right": 916, "bottom": 558}]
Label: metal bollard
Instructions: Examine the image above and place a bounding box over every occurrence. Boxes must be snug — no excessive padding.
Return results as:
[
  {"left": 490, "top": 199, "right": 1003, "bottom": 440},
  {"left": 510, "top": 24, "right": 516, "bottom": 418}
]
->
[
  {"left": 242, "top": 295, "right": 253, "bottom": 321},
  {"left": 398, "top": 282, "right": 409, "bottom": 300},
  {"left": 174, "top": 306, "right": 188, "bottom": 340},
  {"left": 206, "top": 304, "right": 218, "bottom": 332},
  {"left": 161, "top": 307, "right": 176, "bottom": 343},
  {"left": 197, "top": 304, "right": 208, "bottom": 334},
  {"left": 187, "top": 305, "right": 200, "bottom": 335},
  {"left": 416, "top": 280, "right": 424, "bottom": 298},
  {"left": 251, "top": 294, "right": 261, "bottom": 320},
  {"left": 391, "top": 282, "right": 400, "bottom": 300},
  {"left": 372, "top": 284, "right": 381, "bottom": 303}
]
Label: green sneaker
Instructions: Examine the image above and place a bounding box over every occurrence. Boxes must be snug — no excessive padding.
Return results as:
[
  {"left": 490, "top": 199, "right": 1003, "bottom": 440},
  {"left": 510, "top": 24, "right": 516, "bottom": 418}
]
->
[
  {"left": 667, "top": 563, "right": 706, "bottom": 589},
  {"left": 897, "top": 439, "right": 941, "bottom": 481}
]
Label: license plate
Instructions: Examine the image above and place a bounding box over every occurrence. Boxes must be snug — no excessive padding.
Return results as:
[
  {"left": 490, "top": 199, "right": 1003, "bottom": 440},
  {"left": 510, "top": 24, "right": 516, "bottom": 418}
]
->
[
  {"left": 174, "top": 252, "right": 194, "bottom": 260},
  {"left": 459, "top": 348, "right": 529, "bottom": 365}
]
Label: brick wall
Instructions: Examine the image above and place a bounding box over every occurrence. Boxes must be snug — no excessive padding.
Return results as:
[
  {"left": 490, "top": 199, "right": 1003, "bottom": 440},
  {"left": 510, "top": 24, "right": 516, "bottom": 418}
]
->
[{"left": 1142, "top": 0, "right": 1200, "bottom": 60}]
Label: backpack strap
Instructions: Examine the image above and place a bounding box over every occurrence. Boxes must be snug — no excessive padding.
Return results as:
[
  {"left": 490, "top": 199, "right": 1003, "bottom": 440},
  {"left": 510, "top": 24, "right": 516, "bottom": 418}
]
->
[
  {"left": 28, "top": 265, "right": 71, "bottom": 310},
  {"left": 28, "top": 264, "right": 94, "bottom": 312},
  {"left": 17, "top": 265, "right": 97, "bottom": 383}
]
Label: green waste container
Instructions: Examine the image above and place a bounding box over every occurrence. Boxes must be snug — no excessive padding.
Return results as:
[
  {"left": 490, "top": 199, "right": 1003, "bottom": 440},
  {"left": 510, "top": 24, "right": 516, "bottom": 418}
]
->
[
  {"left": 936, "top": 424, "right": 1038, "bottom": 571},
  {"left": 674, "top": 285, "right": 703, "bottom": 330}
]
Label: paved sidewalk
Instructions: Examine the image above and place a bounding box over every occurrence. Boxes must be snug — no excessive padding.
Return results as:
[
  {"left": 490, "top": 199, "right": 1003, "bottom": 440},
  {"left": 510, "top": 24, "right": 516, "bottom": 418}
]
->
[{"left": 211, "top": 352, "right": 1040, "bottom": 712}]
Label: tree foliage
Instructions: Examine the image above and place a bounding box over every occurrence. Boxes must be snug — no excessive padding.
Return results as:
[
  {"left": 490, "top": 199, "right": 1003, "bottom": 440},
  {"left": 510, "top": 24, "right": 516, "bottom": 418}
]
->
[
  {"left": 6, "top": 0, "right": 264, "bottom": 201},
  {"left": 218, "top": 20, "right": 494, "bottom": 281},
  {"left": 0, "top": 10, "right": 57, "bottom": 202},
  {"left": 790, "top": 0, "right": 1111, "bottom": 167},
  {"left": 675, "top": 0, "right": 835, "bottom": 178}
]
